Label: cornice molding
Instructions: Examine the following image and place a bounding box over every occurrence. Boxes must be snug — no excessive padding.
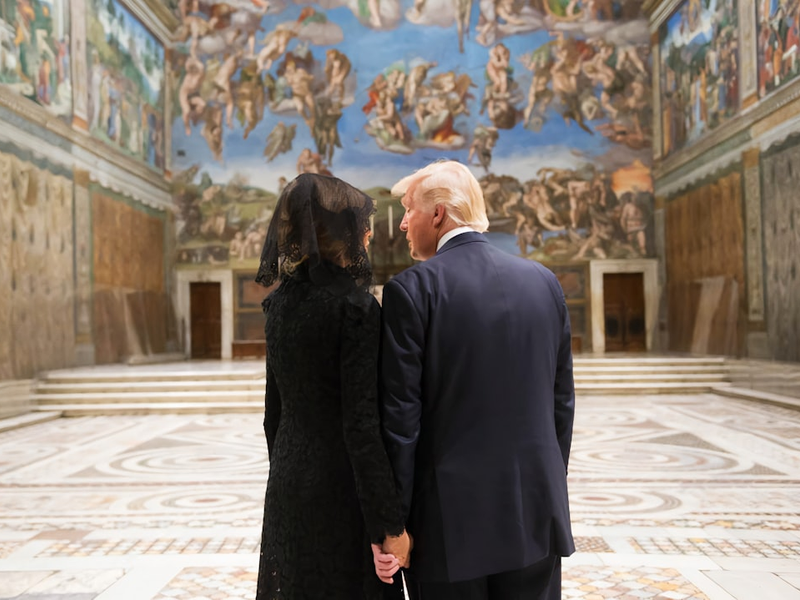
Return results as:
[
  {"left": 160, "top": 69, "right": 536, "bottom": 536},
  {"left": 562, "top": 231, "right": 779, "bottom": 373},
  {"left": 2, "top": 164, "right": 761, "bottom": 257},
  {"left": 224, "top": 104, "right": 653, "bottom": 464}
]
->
[
  {"left": 755, "top": 111, "right": 800, "bottom": 152},
  {"left": 0, "top": 91, "right": 172, "bottom": 211},
  {"left": 655, "top": 97, "right": 800, "bottom": 198},
  {"left": 654, "top": 77, "right": 800, "bottom": 180},
  {"left": 0, "top": 87, "right": 170, "bottom": 193},
  {"left": 647, "top": 0, "right": 682, "bottom": 32},
  {"left": 654, "top": 145, "right": 744, "bottom": 198},
  {"left": 122, "top": 0, "right": 178, "bottom": 45}
]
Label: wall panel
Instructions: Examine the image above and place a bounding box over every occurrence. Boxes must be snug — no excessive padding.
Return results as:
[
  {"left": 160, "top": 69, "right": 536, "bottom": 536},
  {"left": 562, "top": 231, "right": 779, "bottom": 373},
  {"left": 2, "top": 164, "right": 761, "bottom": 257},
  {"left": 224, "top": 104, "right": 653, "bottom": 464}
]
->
[
  {"left": 761, "top": 139, "right": 800, "bottom": 361},
  {"left": 91, "top": 190, "right": 170, "bottom": 363},
  {"left": 665, "top": 171, "right": 745, "bottom": 355},
  {"left": 0, "top": 150, "right": 74, "bottom": 379}
]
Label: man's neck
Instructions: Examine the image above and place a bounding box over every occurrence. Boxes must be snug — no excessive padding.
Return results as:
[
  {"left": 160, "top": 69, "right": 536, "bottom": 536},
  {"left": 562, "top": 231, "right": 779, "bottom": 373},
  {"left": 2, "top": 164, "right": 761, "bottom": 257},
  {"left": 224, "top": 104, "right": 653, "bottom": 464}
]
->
[{"left": 436, "top": 226, "right": 475, "bottom": 252}]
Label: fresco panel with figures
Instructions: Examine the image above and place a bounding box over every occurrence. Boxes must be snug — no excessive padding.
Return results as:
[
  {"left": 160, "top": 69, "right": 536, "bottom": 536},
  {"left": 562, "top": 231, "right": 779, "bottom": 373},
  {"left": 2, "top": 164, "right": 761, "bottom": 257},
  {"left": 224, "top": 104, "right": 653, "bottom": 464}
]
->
[
  {"left": 170, "top": 0, "right": 655, "bottom": 273},
  {"left": 757, "top": 0, "right": 800, "bottom": 97},
  {"left": 0, "top": 0, "right": 71, "bottom": 117},
  {"left": 85, "top": 0, "right": 165, "bottom": 168},
  {"left": 659, "top": 0, "right": 740, "bottom": 157}
]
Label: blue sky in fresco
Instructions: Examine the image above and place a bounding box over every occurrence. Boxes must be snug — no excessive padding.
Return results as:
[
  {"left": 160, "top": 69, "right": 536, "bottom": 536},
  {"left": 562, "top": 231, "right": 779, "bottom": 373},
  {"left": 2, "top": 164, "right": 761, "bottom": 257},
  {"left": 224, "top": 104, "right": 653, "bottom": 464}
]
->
[
  {"left": 171, "top": 1, "right": 647, "bottom": 192},
  {"left": 96, "top": 0, "right": 165, "bottom": 103},
  {"left": 660, "top": 0, "right": 719, "bottom": 51}
]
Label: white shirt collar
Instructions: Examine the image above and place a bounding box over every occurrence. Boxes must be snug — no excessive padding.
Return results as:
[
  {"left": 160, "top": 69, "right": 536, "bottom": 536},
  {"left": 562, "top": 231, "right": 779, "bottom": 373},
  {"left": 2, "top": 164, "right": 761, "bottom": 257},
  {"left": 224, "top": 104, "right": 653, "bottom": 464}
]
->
[{"left": 437, "top": 227, "right": 476, "bottom": 252}]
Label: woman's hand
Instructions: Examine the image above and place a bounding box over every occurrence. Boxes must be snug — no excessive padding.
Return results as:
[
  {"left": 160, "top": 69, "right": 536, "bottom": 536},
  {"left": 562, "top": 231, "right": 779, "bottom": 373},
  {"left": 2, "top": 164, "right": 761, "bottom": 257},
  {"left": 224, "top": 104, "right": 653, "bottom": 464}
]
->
[
  {"left": 382, "top": 530, "right": 413, "bottom": 568},
  {"left": 371, "top": 543, "right": 400, "bottom": 584}
]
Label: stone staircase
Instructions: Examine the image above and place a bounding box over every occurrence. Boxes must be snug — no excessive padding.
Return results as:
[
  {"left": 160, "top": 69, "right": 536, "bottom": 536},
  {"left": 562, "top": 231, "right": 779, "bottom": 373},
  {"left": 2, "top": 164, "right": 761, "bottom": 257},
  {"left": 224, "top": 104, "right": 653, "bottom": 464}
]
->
[
  {"left": 29, "top": 356, "right": 733, "bottom": 416},
  {"left": 573, "top": 356, "right": 729, "bottom": 395},
  {"left": 33, "top": 362, "right": 266, "bottom": 416}
]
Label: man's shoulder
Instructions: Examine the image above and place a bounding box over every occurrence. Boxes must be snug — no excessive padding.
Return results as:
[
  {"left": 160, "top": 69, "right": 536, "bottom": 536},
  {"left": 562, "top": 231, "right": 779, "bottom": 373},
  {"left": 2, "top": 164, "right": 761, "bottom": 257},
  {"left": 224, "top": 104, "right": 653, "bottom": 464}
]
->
[
  {"left": 385, "top": 262, "right": 432, "bottom": 294},
  {"left": 491, "top": 250, "right": 563, "bottom": 292}
]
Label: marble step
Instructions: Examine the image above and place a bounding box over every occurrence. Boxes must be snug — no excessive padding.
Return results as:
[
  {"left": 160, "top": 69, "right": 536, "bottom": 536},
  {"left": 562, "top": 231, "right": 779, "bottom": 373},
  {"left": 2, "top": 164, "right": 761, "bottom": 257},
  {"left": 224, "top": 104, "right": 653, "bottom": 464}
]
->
[
  {"left": 42, "top": 371, "right": 265, "bottom": 384},
  {"left": 0, "top": 411, "right": 63, "bottom": 433},
  {"left": 575, "top": 355, "right": 726, "bottom": 360},
  {"left": 37, "top": 383, "right": 724, "bottom": 415},
  {"left": 575, "top": 381, "right": 730, "bottom": 394},
  {"left": 33, "top": 390, "right": 263, "bottom": 405},
  {"left": 36, "top": 380, "right": 267, "bottom": 395},
  {"left": 35, "top": 402, "right": 262, "bottom": 416},
  {"left": 34, "top": 375, "right": 726, "bottom": 400},
  {"left": 573, "top": 364, "right": 726, "bottom": 372},
  {"left": 574, "top": 373, "right": 727, "bottom": 382},
  {"left": 712, "top": 385, "right": 800, "bottom": 411}
]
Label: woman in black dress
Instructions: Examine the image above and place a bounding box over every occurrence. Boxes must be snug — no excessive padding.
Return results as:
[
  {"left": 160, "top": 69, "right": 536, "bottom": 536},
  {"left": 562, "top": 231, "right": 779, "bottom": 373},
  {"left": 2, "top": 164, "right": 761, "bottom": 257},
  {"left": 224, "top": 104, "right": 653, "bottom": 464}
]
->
[{"left": 254, "top": 173, "right": 410, "bottom": 599}]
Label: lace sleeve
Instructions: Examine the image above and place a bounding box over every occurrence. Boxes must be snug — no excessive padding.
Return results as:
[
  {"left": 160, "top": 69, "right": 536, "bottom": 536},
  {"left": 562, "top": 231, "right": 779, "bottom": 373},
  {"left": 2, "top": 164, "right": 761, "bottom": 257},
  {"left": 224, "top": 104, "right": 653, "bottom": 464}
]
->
[{"left": 340, "top": 292, "right": 405, "bottom": 543}]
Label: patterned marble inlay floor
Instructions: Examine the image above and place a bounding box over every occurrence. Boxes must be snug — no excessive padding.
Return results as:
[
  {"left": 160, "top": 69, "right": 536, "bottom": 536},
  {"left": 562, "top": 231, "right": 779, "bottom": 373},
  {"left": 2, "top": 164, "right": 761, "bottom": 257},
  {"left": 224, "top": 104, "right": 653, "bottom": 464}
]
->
[{"left": 0, "top": 393, "right": 799, "bottom": 599}]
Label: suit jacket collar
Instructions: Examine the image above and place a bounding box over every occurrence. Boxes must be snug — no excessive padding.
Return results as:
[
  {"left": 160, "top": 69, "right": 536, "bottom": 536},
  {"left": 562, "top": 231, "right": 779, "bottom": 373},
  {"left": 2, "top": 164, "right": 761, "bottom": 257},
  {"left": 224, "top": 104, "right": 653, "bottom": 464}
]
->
[{"left": 436, "top": 231, "right": 488, "bottom": 255}]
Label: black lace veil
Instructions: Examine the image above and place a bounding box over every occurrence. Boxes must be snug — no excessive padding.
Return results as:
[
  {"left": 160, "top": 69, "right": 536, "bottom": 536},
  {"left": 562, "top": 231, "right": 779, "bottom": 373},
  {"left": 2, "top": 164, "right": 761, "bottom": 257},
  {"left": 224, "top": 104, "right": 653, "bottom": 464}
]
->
[{"left": 255, "top": 173, "right": 374, "bottom": 290}]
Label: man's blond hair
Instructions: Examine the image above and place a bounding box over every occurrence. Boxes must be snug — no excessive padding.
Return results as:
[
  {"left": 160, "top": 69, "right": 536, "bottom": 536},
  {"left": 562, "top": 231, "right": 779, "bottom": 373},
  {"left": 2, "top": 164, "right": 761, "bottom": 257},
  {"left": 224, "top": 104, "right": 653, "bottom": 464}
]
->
[{"left": 391, "top": 160, "right": 490, "bottom": 232}]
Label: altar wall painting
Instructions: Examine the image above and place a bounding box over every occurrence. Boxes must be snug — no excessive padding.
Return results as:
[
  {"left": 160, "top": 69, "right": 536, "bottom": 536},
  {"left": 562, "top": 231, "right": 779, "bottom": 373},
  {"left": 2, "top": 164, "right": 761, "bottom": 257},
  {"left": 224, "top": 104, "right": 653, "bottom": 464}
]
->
[
  {"left": 85, "top": 0, "right": 165, "bottom": 168},
  {"left": 0, "top": 147, "right": 74, "bottom": 380},
  {"left": 0, "top": 0, "right": 72, "bottom": 118},
  {"left": 659, "top": 0, "right": 740, "bottom": 157},
  {"left": 170, "top": 0, "right": 655, "bottom": 274},
  {"left": 757, "top": 0, "right": 800, "bottom": 97}
]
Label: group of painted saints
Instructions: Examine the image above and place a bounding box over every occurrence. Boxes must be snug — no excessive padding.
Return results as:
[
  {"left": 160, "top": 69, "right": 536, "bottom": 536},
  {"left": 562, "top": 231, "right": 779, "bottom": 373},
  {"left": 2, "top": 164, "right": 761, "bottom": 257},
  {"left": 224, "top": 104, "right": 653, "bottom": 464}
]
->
[{"left": 173, "top": 0, "right": 648, "bottom": 174}]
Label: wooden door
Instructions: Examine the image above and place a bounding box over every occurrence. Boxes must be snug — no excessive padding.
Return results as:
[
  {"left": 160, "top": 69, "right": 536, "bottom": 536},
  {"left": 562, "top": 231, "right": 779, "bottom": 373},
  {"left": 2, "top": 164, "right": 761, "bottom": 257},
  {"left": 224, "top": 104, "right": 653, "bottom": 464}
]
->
[
  {"left": 190, "top": 282, "right": 221, "bottom": 359},
  {"left": 603, "top": 273, "right": 646, "bottom": 353}
]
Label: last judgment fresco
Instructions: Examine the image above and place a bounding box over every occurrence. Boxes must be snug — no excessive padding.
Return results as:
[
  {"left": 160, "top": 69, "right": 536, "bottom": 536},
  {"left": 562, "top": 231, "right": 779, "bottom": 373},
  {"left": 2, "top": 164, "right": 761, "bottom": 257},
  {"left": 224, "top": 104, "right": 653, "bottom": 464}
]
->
[{"left": 170, "top": 0, "right": 655, "bottom": 270}]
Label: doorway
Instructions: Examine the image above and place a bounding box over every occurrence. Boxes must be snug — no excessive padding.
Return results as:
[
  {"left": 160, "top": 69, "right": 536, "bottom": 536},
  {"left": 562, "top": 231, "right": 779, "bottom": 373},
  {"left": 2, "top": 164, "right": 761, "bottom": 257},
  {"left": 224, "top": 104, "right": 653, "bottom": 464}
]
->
[
  {"left": 603, "top": 273, "right": 646, "bottom": 352},
  {"left": 190, "top": 282, "right": 222, "bottom": 359}
]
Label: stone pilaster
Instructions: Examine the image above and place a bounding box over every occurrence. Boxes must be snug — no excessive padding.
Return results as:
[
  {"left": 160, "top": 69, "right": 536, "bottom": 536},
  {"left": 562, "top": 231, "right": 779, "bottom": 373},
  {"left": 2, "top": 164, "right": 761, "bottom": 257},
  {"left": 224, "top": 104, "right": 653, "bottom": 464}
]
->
[
  {"left": 70, "top": 0, "right": 89, "bottom": 129},
  {"left": 651, "top": 31, "right": 662, "bottom": 161},
  {"left": 73, "top": 168, "right": 95, "bottom": 365},
  {"left": 741, "top": 147, "right": 768, "bottom": 358},
  {"left": 738, "top": 0, "right": 759, "bottom": 108}
]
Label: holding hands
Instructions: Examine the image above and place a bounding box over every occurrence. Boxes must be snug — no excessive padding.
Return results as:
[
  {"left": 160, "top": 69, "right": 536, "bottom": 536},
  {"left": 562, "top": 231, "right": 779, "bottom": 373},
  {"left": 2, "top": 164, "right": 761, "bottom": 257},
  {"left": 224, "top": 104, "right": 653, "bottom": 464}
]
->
[{"left": 371, "top": 530, "right": 413, "bottom": 584}]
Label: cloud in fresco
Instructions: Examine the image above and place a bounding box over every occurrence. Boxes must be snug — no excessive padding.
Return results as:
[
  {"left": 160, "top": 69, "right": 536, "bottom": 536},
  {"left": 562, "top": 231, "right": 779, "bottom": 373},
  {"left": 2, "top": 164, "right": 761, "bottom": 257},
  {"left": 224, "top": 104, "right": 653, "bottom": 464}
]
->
[
  {"left": 474, "top": 0, "right": 546, "bottom": 46},
  {"left": 550, "top": 15, "right": 649, "bottom": 45},
  {"left": 295, "top": 20, "right": 344, "bottom": 45},
  {"left": 586, "top": 143, "right": 653, "bottom": 172},
  {"left": 196, "top": 33, "right": 236, "bottom": 56},
  {"left": 294, "top": 0, "right": 402, "bottom": 30},
  {"left": 487, "top": 145, "right": 588, "bottom": 180},
  {"left": 405, "top": 0, "right": 455, "bottom": 27}
]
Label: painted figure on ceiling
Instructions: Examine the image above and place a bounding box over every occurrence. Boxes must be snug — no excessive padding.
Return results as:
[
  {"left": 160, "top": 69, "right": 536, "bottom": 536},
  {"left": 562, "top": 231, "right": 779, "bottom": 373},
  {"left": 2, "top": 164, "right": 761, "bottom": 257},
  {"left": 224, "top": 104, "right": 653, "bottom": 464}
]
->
[
  {"left": 263, "top": 121, "right": 296, "bottom": 162},
  {"left": 179, "top": 54, "right": 207, "bottom": 136}
]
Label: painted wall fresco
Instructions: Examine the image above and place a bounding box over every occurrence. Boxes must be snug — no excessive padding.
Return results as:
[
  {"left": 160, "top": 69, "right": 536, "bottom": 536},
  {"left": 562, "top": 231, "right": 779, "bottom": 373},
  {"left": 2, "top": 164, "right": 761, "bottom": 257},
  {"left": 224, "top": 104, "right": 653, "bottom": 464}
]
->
[
  {"left": 170, "top": 0, "right": 655, "bottom": 272},
  {"left": 659, "top": 0, "right": 740, "bottom": 157},
  {"left": 0, "top": 0, "right": 72, "bottom": 118},
  {"left": 85, "top": 0, "right": 165, "bottom": 168},
  {"left": 0, "top": 146, "right": 74, "bottom": 380},
  {"left": 757, "top": 0, "right": 800, "bottom": 97}
]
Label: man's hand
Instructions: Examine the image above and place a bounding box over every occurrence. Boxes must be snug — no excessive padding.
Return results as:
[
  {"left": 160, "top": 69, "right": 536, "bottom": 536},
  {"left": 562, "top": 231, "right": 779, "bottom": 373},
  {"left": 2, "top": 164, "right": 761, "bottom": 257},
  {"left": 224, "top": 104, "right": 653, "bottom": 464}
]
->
[
  {"left": 382, "top": 530, "right": 413, "bottom": 568},
  {"left": 371, "top": 543, "right": 400, "bottom": 584}
]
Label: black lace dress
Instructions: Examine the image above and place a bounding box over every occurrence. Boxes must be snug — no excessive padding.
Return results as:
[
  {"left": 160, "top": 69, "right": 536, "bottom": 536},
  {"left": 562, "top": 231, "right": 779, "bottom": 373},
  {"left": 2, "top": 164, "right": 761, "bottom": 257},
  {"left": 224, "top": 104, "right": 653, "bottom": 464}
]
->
[{"left": 256, "top": 264, "right": 405, "bottom": 600}]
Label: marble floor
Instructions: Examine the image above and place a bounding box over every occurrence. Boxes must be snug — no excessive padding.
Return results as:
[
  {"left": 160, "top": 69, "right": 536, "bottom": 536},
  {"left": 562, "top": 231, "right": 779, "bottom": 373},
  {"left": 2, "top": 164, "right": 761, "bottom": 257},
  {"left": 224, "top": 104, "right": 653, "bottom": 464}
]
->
[{"left": 1, "top": 393, "right": 799, "bottom": 600}]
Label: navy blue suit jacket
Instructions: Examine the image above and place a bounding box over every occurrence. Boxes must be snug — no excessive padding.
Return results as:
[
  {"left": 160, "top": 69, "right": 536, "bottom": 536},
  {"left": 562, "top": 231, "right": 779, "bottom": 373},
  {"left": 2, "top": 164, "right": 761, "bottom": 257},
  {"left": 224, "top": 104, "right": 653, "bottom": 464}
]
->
[{"left": 380, "top": 232, "right": 575, "bottom": 583}]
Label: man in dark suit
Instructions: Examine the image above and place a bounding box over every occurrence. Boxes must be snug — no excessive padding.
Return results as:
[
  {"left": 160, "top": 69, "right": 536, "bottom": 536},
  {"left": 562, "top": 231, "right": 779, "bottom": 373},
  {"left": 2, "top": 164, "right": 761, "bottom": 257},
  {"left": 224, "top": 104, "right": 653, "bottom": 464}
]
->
[{"left": 379, "top": 160, "right": 575, "bottom": 599}]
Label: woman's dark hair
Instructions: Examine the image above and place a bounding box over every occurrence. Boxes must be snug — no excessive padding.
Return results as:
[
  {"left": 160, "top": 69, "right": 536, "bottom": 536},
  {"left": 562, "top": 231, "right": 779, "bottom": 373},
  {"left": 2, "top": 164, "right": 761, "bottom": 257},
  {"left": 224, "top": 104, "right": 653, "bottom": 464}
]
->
[{"left": 255, "top": 173, "right": 374, "bottom": 290}]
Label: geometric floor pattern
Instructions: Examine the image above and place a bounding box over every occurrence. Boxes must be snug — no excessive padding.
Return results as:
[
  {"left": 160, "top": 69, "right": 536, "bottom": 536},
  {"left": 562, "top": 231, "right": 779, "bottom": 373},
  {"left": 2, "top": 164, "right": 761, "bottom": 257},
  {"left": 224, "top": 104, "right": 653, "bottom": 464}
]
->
[{"left": 1, "top": 393, "right": 800, "bottom": 599}]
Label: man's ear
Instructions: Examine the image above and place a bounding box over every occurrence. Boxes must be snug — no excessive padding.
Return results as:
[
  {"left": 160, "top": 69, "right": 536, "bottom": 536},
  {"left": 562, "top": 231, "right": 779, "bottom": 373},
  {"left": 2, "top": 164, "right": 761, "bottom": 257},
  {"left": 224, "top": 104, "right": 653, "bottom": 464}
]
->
[{"left": 432, "top": 204, "right": 447, "bottom": 228}]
